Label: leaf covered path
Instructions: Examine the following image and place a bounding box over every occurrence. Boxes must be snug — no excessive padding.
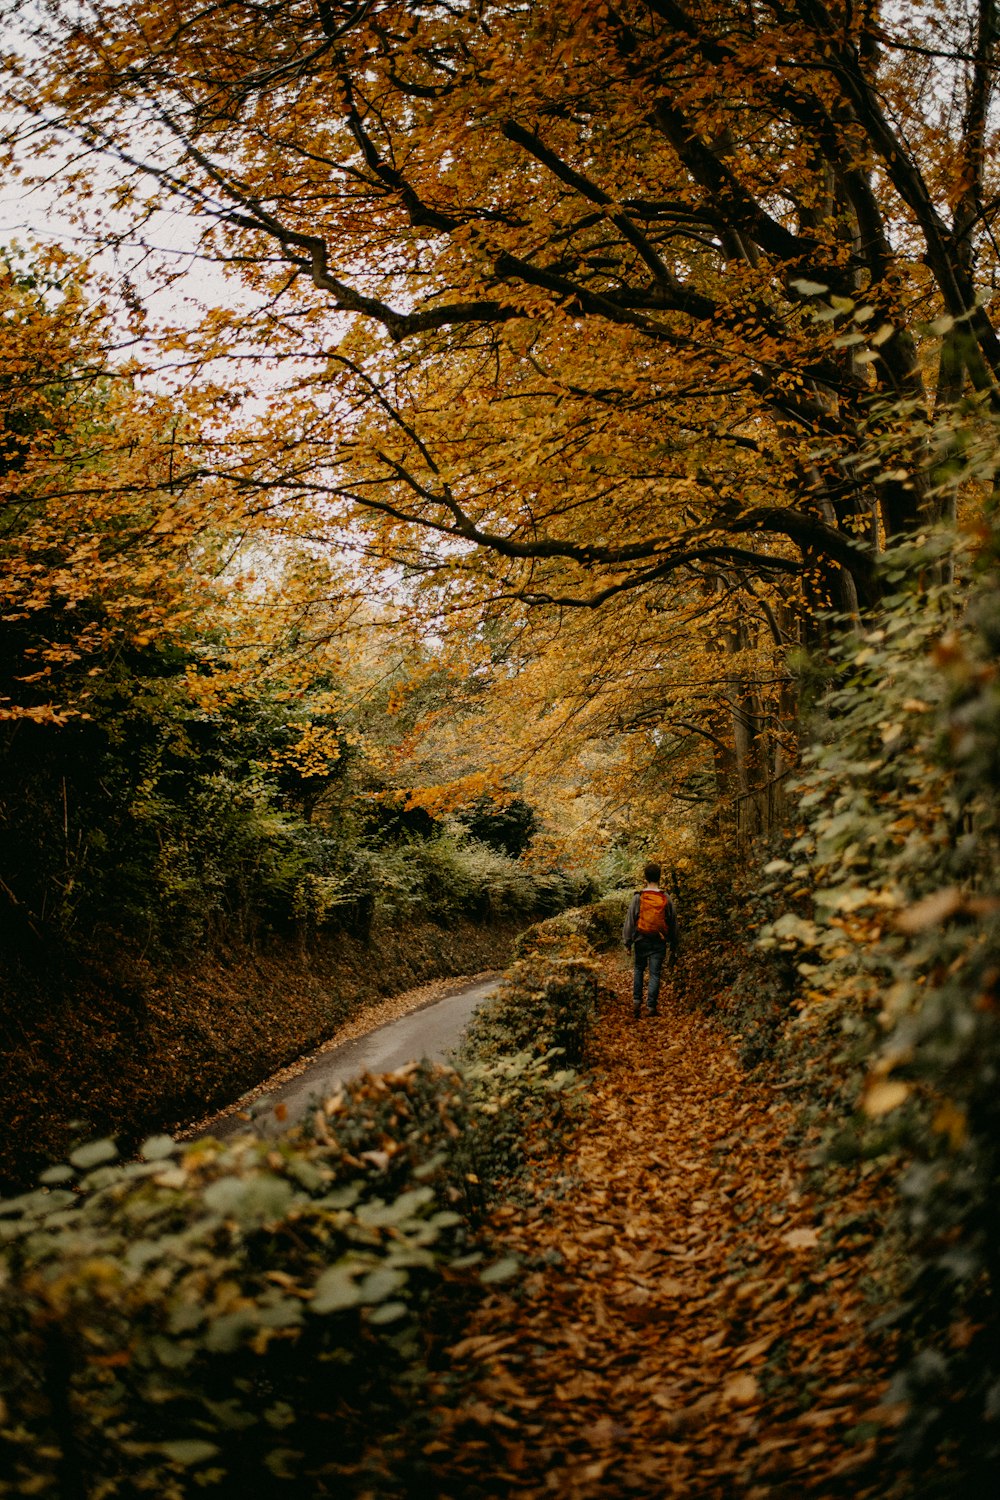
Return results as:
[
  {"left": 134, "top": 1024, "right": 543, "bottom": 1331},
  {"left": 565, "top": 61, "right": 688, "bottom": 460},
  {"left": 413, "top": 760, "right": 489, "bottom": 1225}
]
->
[{"left": 431, "top": 960, "right": 896, "bottom": 1497}]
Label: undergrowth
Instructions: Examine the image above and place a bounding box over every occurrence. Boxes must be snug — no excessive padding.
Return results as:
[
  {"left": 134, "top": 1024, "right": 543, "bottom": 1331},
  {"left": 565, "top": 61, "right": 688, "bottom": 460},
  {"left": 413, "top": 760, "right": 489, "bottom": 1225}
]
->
[
  {"left": 0, "top": 916, "right": 604, "bottom": 1498},
  {"left": 686, "top": 534, "right": 1000, "bottom": 1496}
]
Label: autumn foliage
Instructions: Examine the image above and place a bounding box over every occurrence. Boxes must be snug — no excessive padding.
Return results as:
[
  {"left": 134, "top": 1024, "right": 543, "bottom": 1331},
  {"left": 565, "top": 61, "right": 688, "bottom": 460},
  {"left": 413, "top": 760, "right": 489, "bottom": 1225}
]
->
[
  {"left": 8, "top": 0, "right": 999, "bottom": 813},
  {"left": 2, "top": 2, "right": 1000, "bottom": 1495},
  {"left": 426, "top": 963, "right": 898, "bottom": 1498},
  {"left": 0, "top": 251, "right": 221, "bottom": 725}
]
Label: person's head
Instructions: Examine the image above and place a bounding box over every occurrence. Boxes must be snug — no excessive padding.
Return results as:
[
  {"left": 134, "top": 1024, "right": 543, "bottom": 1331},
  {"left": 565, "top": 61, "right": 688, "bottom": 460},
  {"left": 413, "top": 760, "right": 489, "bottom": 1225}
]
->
[{"left": 643, "top": 860, "right": 661, "bottom": 885}]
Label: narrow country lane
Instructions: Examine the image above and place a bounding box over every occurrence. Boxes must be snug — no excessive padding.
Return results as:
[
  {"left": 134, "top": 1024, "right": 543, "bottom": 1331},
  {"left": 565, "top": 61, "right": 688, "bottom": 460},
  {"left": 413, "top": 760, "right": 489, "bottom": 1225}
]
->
[
  {"left": 185, "top": 973, "right": 502, "bottom": 1142},
  {"left": 427, "top": 955, "right": 894, "bottom": 1499}
]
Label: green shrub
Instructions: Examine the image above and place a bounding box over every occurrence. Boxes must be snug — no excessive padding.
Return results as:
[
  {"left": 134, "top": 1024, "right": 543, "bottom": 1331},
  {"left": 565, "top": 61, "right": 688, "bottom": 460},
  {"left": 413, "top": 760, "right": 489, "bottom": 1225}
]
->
[
  {"left": 454, "top": 942, "right": 599, "bottom": 1198},
  {"left": 512, "top": 892, "right": 630, "bottom": 958},
  {"left": 0, "top": 655, "right": 354, "bottom": 958},
  {"left": 462, "top": 950, "right": 599, "bottom": 1072},
  {"left": 728, "top": 535, "right": 1000, "bottom": 1493},
  {"left": 355, "top": 831, "right": 588, "bottom": 929},
  {"left": 0, "top": 1108, "right": 472, "bottom": 1496},
  {"left": 0, "top": 937, "right": 600, "bottom": 1497},
  {"left": 455, "top": 794, "right": 538, "bottom": 858},
  {"left": 1, "top": 662, "right": 582, "bottom": 972}
]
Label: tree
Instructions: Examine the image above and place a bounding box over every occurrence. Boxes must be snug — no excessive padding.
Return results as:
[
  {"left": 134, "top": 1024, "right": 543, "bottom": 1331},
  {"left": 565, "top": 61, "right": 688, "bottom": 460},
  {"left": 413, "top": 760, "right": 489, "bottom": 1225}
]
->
[
  {"left": 0, "top": 247, "right": 222, "bottom": 723},
  {"left": 7, "top": 0, "right": 996, "bottom": 812},
  {"left": 0, "top": 254, "right": 360, "bottom": 949}
]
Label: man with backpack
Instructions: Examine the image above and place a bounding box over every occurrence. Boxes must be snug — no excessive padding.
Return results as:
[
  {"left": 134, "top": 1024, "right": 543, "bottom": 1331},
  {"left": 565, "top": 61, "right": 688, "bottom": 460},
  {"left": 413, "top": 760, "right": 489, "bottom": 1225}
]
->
[{"left": 622, "top": 861, "right": 679, "bottom": 1019}]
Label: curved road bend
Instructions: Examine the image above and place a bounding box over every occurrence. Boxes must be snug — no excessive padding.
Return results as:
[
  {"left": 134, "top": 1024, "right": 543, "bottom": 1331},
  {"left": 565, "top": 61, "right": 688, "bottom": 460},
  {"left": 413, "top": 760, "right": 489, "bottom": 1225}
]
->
[{"left": 195, "top": 975, "right": 502, "bottom": 1143}]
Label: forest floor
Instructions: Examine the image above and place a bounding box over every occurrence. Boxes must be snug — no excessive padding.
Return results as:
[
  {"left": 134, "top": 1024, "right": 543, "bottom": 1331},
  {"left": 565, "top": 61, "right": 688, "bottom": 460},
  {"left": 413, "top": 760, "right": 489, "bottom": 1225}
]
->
[{"left": 426, "top": 955, "right": 900, "bottom": 1498}]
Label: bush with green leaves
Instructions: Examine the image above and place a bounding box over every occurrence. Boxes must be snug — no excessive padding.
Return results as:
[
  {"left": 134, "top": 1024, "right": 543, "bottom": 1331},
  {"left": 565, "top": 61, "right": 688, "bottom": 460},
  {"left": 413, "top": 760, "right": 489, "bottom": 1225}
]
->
[
  {"left": 739, "top": 534, "right": 1000, "bottom": 1494},
  {"left": 2, "top": 635, "right": 582, "bottom": 970},
  {"left": 462, "top": 950, "right": 600, "bottom": 1072},
  {"left": 675, "top": 831, "right": 795, "bottom": 1069},
  {"left": 0, "top": 648, "right": 354, "bottom": 957},
  {"left": 0, "top": 931, "right": 599, "bottom": 1498},
  {"left": 0, "top": 1113, "right": 476, "bottom": 1496},
  {"left": 355, "top": 831, "right": 590, "bottom": 929},
  {"left": 455, "top": 794, "right": 538, "bottom": 858},
  {"left": 512, "top": 892, "right": 630, "bottom": 959},
  {"left": 454, "top": 936, "right": 601, "bottom": 1194}
]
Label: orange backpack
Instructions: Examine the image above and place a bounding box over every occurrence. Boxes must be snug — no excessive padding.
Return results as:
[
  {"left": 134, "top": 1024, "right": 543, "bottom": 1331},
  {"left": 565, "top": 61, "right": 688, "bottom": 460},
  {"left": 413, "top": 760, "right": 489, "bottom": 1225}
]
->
[{"left": 636, "top": 889, "right": 672, "bottom": 941}]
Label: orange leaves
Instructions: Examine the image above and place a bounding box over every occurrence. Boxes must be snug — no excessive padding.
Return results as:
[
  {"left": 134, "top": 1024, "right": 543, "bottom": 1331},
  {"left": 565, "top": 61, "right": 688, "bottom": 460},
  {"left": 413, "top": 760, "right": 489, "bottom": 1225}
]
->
[
  {"left": 6, "top": 1, "right": 814, "bottom": 830},
  {"left": 422, "top": 956, "right": 896, "bottom": 1496},
  {"left": 721, "top": 1371, "right": 759, "bottom": 1407},
  {"left": 781, "top": 1225, "right": 821, "bottom": 1250},
  {"left": 861, "top": 1079, "right": 911, "bottom": 1119},
  {"left": 731, "top": 1332, "right": 776, "bottom": 1367},
  {"left": 447, "top": 1332, "right": 521, "bottom": 1364},
  {"left": 0, "top": 258, "right": 252, "bottom": 720},
  {"left": 11, "top": 0, "right": 990, "bottom": 859}
]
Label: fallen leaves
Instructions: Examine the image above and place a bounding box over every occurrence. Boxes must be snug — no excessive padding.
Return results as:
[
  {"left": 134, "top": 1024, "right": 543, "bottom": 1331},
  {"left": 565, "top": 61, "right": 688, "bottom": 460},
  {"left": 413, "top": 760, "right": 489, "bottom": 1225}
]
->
[
  {"left": 782, "top": 1226, "right": 822, "bottom": 1250},
  {"left": 424, "top": 956, "right": 897, "bottom": 1497},
  {"left": 721, "top": 1372, "right": 759, "bottom": 1406}
]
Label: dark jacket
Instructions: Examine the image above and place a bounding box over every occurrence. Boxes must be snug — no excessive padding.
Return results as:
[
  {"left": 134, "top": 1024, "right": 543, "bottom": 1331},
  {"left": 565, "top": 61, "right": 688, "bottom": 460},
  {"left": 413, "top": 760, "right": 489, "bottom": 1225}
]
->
[{"left": 622, "top": 887, "right": 679, "bottom": 954}]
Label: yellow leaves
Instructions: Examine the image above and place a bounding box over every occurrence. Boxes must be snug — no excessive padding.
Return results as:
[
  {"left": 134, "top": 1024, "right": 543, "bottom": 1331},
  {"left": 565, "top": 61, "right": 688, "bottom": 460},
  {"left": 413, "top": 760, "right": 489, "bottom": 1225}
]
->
[
  {"left": 0, "top": 702, "right": 81, "bottom": 725},
  {"left": 0, "top": 260, "right": 261, "bottom": 718},
  {"left": 863, "top": 1070, "right": 965, "bottom": 1141},
  {"left": 8, "top": 0, "right": 959, "bottom": 843},
  {"left": 269, "top": 723, "right": 342, "bottom": 780},
  {"left": 402, "top": 772, "right": 493, "bottom": 818},
  {"left": 932, "top": 1100, "right": 967, "bottom": 1149},
  {"left": 862, "top": 1078, "right": 910, "bottom": 1118}
]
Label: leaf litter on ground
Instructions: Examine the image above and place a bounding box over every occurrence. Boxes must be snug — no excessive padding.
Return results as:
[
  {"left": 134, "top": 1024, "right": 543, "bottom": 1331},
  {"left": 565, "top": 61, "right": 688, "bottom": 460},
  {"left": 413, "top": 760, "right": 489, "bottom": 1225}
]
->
[{"left": 425, "top": 956, "right": 898, "bottom": 1498}]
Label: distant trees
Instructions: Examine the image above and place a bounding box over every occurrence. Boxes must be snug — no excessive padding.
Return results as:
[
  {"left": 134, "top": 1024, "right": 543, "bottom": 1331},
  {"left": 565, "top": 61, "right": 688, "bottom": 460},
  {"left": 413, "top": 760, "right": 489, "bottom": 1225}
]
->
[{"left": 0, "top": 253, "right": 550, "bottom": 955}]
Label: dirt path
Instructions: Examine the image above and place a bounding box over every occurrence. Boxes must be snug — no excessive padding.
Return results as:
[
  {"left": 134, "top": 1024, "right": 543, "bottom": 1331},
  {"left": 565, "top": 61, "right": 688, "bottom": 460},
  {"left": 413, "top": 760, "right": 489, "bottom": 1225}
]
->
[{"left": 430, "top": 958, "right": 896, "bottom": 1498}]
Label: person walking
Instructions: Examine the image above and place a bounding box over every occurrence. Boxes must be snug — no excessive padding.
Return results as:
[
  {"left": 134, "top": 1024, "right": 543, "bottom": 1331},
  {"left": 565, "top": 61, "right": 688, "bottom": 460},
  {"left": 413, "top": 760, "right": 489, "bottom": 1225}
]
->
[{"left": 622, "top": 861, "right": 679, "bottom": 1019}]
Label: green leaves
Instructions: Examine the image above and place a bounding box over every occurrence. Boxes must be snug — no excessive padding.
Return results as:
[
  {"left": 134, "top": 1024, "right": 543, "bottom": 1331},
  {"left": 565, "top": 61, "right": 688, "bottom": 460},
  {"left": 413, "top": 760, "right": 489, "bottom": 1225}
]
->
[
  {"left": 0, "top": 931, "right": 600, "bottom": 1493},
  {"left": 747, "top": 532, "right": 1000, "bottom": 1485},
  {"left": 355, "top": 1186, "right": 435, "bottom": 1228},
  {"left": 157, "top": 1439, "right": 220, "bottom": 1467},
  {"left": 38, "top": 1163, "right": 75, "bottom": 1185},
  {"left": 68, "top": 1138, "right": 118, "bottom": 1170},
  {"left": 480, "top": 1255, "right": 519, "bottom": 1285},
  {"left": 140, "top": 1135, "right": 178, "bottom": 1161},
  {"left": 202, "top": 1173, "right": 296, "bottom": 1226},
  {"left": 311, "top": 1261, "right": 365, "bottom": 1314}
]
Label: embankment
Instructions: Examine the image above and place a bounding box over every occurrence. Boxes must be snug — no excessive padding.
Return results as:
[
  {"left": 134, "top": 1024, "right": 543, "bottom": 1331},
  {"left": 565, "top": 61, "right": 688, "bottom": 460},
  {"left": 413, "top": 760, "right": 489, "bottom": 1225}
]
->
[{"left": 0, "top": 913, "right": 524, "bottom": 1187}]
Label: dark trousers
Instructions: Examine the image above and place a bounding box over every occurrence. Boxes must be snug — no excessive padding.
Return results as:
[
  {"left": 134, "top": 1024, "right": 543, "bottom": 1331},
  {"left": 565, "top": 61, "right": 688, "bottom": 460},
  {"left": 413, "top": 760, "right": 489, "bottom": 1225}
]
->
[{"left": 633, "top": 937, "right": 666, "bottom": 1015}]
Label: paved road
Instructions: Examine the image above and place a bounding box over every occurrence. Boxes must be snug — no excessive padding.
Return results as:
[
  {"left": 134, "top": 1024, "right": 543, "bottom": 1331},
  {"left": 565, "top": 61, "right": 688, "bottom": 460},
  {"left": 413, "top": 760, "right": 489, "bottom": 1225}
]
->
[{"left": 199, "top": 975, "right": 502, "bottom": 1141}]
